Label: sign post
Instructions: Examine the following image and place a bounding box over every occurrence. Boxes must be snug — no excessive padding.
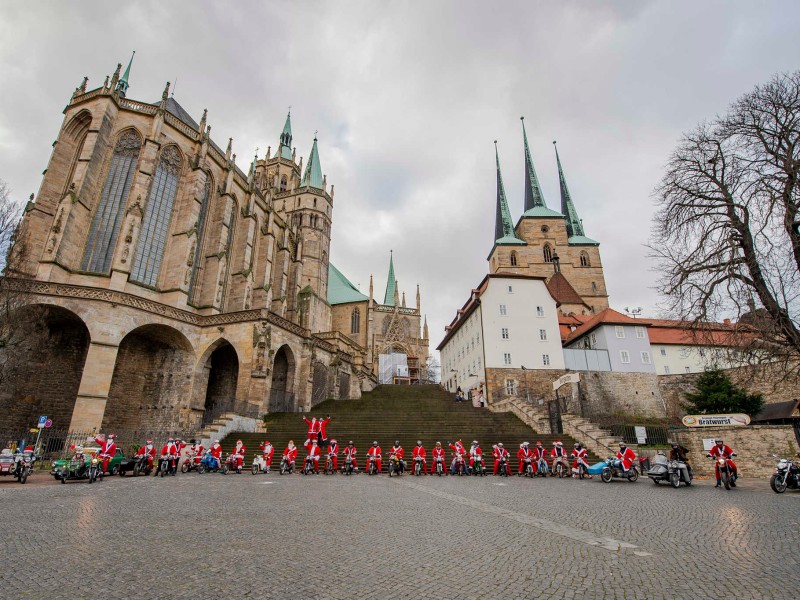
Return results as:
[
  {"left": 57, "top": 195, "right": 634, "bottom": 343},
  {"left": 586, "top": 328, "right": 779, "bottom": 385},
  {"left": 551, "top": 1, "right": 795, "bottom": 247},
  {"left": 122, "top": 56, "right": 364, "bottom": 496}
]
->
[{"left": 681, "top": 414, "right": 751, "bottom": 427}]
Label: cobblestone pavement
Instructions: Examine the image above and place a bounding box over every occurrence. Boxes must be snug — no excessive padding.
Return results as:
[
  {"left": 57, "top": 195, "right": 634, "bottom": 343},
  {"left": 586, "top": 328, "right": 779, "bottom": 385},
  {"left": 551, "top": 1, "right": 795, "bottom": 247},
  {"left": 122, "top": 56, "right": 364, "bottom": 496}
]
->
[{"left": 1, "top": 472, "right": 798, "bottom": 599}]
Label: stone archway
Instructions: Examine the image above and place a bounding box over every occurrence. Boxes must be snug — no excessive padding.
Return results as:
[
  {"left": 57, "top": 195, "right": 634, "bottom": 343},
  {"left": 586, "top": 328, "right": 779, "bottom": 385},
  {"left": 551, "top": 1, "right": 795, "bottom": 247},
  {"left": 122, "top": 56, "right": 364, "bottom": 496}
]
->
[
  {"left": 201, "top": 341, "right": 239, "bottom": 427},
  {"left": 0, "top": 304, "right": 90, "bottom": 430},
  {"left": 103, "top": 324, "right": 194, "bottom": 431},
  {"left": 268, "top": 345, "right": 295, "bottom": 412}
]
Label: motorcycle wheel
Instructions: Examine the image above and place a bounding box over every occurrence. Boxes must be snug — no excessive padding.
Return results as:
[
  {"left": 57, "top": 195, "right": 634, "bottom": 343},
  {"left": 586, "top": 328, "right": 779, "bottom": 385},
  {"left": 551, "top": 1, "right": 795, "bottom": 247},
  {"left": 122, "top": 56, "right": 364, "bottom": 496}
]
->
[
  {"left": 556, "top": 464, "right": 564, "bottom": 478},
  {"left": 669, "top": 472, "right": 680, "bottom": 488},
  {"left": 578, "top": 466, "right": 585, "bottom": 480},
  {"left": 197, "top": 464, "right": 205, "bottom": 474},
  {"left": 600, "top": 468, "right": 612, "bottom": 483},
  {"left": 221, "top": 464, "right": 229, "bottom": 475},
  {"left": 60, "top": 475, "right": 66, "bottom": 484},
  {"left": 721, "top": 471, "right": 730, "bottom": 490},
  {"left": 770, "top": 473, "right": 787, "bottom": 494},
  {"left": 181, "top": 462, "right": 190, "bottom": 474},
  {"left": 627, "top": 468, "right": 639, "bottom": 483},
  {"left": 252, "top": 464, "right": 259, "bottom": 475},
  {"left": 652, "top": 478, "right": 659, "bottom": 485},
  {"left": 388, "top": 463, "right": 394, "bottom": 477},
  {"left": 415, "top": 463, "right": 421, "bottom": 476},
  {"left": 110, "top": 466, "right": 119, "bottom": 476},
  {"left": 21, "top": 471, "right": 28, "bottom": 484}
]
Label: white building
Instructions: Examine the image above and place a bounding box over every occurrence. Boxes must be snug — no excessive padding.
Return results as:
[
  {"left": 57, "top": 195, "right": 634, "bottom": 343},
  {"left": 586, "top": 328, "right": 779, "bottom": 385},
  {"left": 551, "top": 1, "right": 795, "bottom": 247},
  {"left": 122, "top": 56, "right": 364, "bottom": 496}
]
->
[
  {"left": 642, "top": 319, "right": 741, "bottom": 375},
  {"left": 438, "top": 274, "right": 563, "bottom": 401}
]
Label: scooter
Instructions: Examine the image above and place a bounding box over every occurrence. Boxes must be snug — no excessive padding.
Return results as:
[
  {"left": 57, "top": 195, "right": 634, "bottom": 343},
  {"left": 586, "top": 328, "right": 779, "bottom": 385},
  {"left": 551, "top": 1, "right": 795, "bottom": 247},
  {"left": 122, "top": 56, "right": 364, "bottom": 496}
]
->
[
  {"left": 471, "top": 455, "right": 486, "bottom": 476},
  {"left": 324, "top": 453, "right": 337, "bottom": 475},
  {"left": 198, "top": 451, "right": 221, "bottom": 474},
  {"left": 433, "top": 456, "right": 445, "bottom": 476},
  {"left": 413, "top": 457, "right": 425, "bottom": 476},
  {"left": 158, "top": 454, "right": 178, "bottom": 477},
  {"left": 572, "top": 456, "right": 591, "bottom": 480},
  {"left": 301, "top": 455, "right": 317, "bottom": 475},
  {"left": 279, "top": 455, "right": 294, "bottom": 475},
  {"left": 451, "top": 454, "right": 467, "bottom": 476},
  {"left": 222, "top": 453, "right": 243, "bottom": 475},
  {"left": 521, "top": 457, "right": 535, "bottom": 478},
  {"left": 367, "top": 455, "right": 380, "bottom": 476},
  {"left": 251, "top": 454, "right": 269, "bottom": 475},
  {"left": 535, "top": 455, "right": 549, "bottom": 477},
  {"left": 342, "top": 454, "right": 354, "bottom": 475},
  {"left": 600, "top": 457, "right": 639, "bottom": 483},
  {"left": 496, "top": 455, "right": 510, "bottom": 477},
  {"left": 388, "top": 453, "right": 403, "bottom": 477}
]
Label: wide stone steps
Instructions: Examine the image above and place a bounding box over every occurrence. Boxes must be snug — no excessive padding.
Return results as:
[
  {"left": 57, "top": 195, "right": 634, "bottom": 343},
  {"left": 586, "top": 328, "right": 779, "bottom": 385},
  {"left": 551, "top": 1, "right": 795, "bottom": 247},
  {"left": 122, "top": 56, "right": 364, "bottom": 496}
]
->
[{"left": 220, "top": 385, "right": 599, "bottom": 472}]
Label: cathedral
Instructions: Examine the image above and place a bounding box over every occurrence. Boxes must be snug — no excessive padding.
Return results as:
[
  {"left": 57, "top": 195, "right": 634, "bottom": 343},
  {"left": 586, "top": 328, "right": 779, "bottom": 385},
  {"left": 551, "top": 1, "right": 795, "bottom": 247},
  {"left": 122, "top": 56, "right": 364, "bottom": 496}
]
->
[
  {"left": 1, "top": 56, "right": 395, "bottom": 432},
  {"left": 488, "top": 118, "right": 609, "bottom": 315}
]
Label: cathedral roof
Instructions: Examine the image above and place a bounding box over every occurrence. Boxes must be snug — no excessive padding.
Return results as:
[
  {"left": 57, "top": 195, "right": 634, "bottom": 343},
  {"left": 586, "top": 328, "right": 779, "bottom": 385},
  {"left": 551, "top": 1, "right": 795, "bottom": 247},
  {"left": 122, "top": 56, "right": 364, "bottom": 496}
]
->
[
  {"left": 521, "top": 117, "right": 548, "bottom": 212},
  {"left": 162, "top": 97, "right": 200, "bottom": 130},
  {"left": 328, "top": 263, "right": 368, "bottom": 305},
  {"left": 494, "top": 142, "right": 525, "bottom": 246},
  {"left": 545, "top": 272, "right": 586, "bottom": 307},
  {"left": 567, "top": 234, "right": 600, "bottom": 246},
  {"left": 522, "top": 206, "right": 563, "bottom": 219},
  {"left": 301, "top": 136, "right": 324, "bottom": 189},
  {"left": 384, "top": 252, "right": 397, "bottom": 305},
  {"left": 279, "top": 112, "right": 293, "bottom": 160},
  {"left": 554, "top": 142, "right": 588, "bottom": 239}
]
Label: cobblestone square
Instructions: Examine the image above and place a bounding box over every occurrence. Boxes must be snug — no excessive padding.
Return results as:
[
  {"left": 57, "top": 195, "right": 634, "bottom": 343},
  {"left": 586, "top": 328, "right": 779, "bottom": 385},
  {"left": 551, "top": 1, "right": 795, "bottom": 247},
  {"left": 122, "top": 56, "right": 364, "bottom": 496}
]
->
[{"left": 0, "top": 473, "right": 798, "bottom": 599}]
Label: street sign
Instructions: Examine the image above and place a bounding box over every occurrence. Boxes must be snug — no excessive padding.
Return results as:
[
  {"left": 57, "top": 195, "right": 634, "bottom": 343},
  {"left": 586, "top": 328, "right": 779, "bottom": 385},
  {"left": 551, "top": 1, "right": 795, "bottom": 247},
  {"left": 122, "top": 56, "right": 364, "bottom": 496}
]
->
[
  {"left": 682, "top": 414, "right": 750, "bottom": 427},
  {"left": 45, "top": 419, "right": 53, "bottom": 428},
  {"left": 552, "top": 373, "right": 580, "bottom": 391},
  {"left": 634, "top": 426, "right": 647, "bottom": 444},
  {"left": 37, "top": 415, "right": 47, "bottom": 427}
]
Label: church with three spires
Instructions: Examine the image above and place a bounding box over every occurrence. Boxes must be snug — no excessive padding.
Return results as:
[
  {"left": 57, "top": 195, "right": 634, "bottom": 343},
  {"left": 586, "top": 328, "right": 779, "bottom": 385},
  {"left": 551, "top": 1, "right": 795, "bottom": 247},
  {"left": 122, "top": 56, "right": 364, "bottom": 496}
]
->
[{"left": 490, "top": 119, "right": 609, "bottom": 316}]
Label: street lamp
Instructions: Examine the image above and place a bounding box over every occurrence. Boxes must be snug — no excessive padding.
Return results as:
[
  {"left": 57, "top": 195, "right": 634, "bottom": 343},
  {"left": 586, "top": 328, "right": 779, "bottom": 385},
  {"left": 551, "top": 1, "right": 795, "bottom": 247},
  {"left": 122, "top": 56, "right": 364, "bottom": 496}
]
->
[{"left": 521, "top": 365, "right": 530, "bottom": 403}]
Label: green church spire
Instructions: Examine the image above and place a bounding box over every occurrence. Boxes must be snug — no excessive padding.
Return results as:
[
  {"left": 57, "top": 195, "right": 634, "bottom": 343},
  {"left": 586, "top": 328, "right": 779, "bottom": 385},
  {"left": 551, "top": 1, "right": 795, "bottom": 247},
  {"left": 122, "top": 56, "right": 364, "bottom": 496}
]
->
[
  {"left": 278, "top": 111, "right": 293, "bottom": 160},
  {"left": 554, "top": 141, "right": 586, "bottom": 239},
  {"left": 301, "top": 134, "right": 323, "bottom": 188},
  {"left": 521, "top": 117, "right": 547, "bottom": 211},
  {"left": 384, "top": 251, "right": 397, "bottom": 305},
  {"left": 117, "top": 50, "right": 135, "bottom": 97},
  {"left": 494, "top": 142, "right": 525, "bottom": 246}
]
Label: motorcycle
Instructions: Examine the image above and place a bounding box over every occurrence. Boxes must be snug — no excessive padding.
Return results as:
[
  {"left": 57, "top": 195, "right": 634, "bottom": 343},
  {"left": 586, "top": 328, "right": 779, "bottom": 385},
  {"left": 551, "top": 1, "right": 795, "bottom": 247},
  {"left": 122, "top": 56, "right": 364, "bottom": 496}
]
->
[
  {"left": 279, "top": 455, "right": 294, "bottom": 475},
  {"left": 367, "top": 455, "right": 380, "bottom": 476},
  {"left": 496, "top": 455, "right": 510, "bottom": 477},
  {"left": 434, "top": 456, "right": 445, "bottom": 476},
  {"left": 413, "top": 457, "right": 425, "bottom": 476},
  {"left": 471, "top": 456, "right": 486, "bottom": 476},
  {"left": 647, "top": 453, "right": 691, "bottom": 488},
  {"left": 342, "top": 454, "right": 354, "bottom": 475},
  {"left": 251, "top": 454, "right": 269, "bottom": 475},
  {"left": 0, "top": 451, "right": 17, "bottom": 479},
  {"left": 535, "top": 456, "right": 549, "bottom": 477},
  {"left": 301, "top": 455, "right": 318, "bottom": 475},
  {"left": 600, "top": 457, "right": 639, "bottom": 483},
  {"left": 197, "top": 451, "right": 221, "bottom": 474},
  {"left": 572, "top": 456, "right": 591, "bottom": 480},
  {"left": 324, "top": 453, "right": 336, "bottom": 475},
  {"left": 452, "top": 454, "right": 467, "bottom": 476},
  {"left": 552, "top": 456, "right": 569, "bottom": 478},
  {"left": 521, "top": 457, "right": 534, "bottom": 478},
  {"left": 181, "top": 452, "right": 202, "bottom": 474},
  {"left": 158, "top": 454, "right": 178, "bottom": 477},
  {"left": 710, "top": 454, "right": 737, "bottom": 490},
  {"left": 388, "top": 453, "right": 403, "bottom": 477},
  {"left": 13, "top": 451, "right": 35, "bottom": 484},
  {"left": 222, "top": 453, "right": 243, "bottom": 475},
  {"left": 770, "top": 454, "right": 800, "bottom": 494},
  {"left": 87, "top": 456, "right": 103, "bottom": 483}
]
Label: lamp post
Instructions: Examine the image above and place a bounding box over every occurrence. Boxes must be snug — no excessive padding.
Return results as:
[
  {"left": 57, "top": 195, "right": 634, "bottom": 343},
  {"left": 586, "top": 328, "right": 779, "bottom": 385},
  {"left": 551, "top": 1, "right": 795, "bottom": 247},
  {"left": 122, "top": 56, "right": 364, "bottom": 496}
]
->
[{"left": 521, "top": 365, "right": 530, "bottom": 403}]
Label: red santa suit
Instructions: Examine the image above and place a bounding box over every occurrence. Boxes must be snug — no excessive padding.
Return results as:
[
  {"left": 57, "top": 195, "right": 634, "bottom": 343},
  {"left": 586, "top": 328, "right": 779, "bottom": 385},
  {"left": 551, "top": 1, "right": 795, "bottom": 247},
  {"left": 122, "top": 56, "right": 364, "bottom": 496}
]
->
[
  {"left": 95, "top": 436, "right": 116, "bottom": 472},
  {"left": 231, "top": 442, "right": 246, "bottom": 469},
  {"left": 571, "top": 447, "right": 589, "bottom": 470},
  {"left": 283, "top": 444, "right": 298, "bottom": 466},
  {"left": 430, "top": 446, "right": 446, "bottom": 474},
  {"left": 304, "top": 441, "right": 322, "bottom": 471},
  {"left": 136, "top": 443, "right": 156, "bottom": 469},
  {"left": 161, "top": 441, "right": 179, "bottom": 471},
  {"left": 318, "top": 417, "right": 331, "bottom": 443},
  {"left": 532, "top": 446, "right": 547, "bottom": 474},
  {"left": 326, "top": 441, "right": 339, "bottom": 470},
  {"left": 209, "top": 442, "right": 223, "bottom": 468},
  {"left": 551, "top": 445, "right": 569, "bottom": 471},
  {"left": 517, "top": 446, "right": 534, "bottom": 474},
  {"left": 412, "top": 445, "right": 427, "bottom": 471},
  {"left": 189, "top": 443, "right": 204, "bottom": 465},
  {"left": 303, "top": 417, "right": 320, "bottom": 440},
  {"left": 493, "top": 446, "right": 511, "bottom": 475},
  {"left": 469, "top": 446, "right": 483, "bottom": 469},
  {"left": 366, "top": 445, "right": 382, "bottom": 473},
  {"left": 342, "top": 445, "right": 357, "bottom": 469},
  {"left": 449, "top": 441, "right": 467, "bottom": 472},
  {"left": 259, "top": 442, "right": 274, "bottom": 468},
  {"left": 615, "top": 446, "right": 637, "bottom": 471},
  {"left": 708, "top": 444, "right": 737, "bottom": 479}
]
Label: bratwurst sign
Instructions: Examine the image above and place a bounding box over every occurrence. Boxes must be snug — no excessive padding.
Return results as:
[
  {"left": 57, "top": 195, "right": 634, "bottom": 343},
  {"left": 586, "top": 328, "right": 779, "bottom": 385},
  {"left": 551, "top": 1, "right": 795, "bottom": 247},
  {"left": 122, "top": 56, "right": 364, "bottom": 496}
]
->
[{"left": 681, "top": 414, "right": 751, "bottom": 427}]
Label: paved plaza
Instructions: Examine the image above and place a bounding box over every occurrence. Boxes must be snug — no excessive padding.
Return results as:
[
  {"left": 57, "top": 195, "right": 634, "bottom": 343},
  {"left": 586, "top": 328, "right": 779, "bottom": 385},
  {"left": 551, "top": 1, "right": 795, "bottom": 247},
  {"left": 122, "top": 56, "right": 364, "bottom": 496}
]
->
[{"left": 0, "top": 472, "right": 798, "bottom": 599}]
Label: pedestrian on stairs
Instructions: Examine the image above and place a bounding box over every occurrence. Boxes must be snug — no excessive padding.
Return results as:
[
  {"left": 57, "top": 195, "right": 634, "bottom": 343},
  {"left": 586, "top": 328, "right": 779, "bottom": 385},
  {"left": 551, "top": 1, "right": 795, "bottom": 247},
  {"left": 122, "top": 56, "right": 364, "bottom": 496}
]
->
[
  {"left": 303, "top": 416, "right": 320, "bottom": 442},
  {"left": 318, "top": 415, "right": 332, "bottom": 448}
]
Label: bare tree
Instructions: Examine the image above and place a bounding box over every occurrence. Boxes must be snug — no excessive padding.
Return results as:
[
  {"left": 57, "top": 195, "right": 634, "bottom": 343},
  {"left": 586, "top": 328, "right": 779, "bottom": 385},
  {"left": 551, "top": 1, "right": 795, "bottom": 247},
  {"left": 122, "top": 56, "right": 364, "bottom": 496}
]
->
[
  {"left": 0, "top": 180, "right": 23, "bottom": 271},
  {"left": 420, "top": 355, "right": 441, "bottom": 384},
  {"left": 651, "top": 71, "right": 800, "bottom": 380}
]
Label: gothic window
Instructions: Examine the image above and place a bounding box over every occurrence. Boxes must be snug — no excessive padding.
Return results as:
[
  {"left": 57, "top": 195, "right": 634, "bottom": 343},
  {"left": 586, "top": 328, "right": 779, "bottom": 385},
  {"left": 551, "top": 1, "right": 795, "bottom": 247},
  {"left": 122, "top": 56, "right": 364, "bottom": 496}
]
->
[
  {"left": 510, "top": 251, "right": 517, "bottom": 266},
  {"left": 580, "top": 251, "right": 590, "bottom": 267},
  {"left": 543, "top": 244, "right": 553, "bottom": 263},
  {"left": 62, "top": 110, "right": 92, "bottom": 195},
  {"left": 350, "top": 308, "right": 360, "bottom": 334},
  {"left": 280, "top": 175, "right": 287, "bottom": 191},
  {"left": 591, "top": 281, "right": 598, "bottom": 294},
  {"left": 188, "top": 175, "right": 213, "bottom": 303},
  {"left": 130, "top": 145, "right": 182, "bottom": 287},
  {"left": 81, "top": 130, "right": 142, "bottom": 273}
]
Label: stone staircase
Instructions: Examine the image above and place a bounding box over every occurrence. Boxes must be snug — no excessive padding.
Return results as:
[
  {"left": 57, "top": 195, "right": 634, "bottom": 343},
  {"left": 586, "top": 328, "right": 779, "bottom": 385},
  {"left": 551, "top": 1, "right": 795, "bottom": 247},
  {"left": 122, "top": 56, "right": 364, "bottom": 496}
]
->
[
  {"left": 489, "top": 397, "right": 630, "bottom": 460},
  {"left": 220, "top": 385, "right": 598, "bottom": 472},
  {"left": 196, "top": 412, "right": 265, "bottom": 447}
]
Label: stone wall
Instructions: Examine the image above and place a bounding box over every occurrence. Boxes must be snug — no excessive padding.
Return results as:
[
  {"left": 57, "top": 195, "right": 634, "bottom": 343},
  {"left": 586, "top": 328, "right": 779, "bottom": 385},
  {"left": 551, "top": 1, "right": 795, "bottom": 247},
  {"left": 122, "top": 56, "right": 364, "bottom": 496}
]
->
[{"left": 672, "top": 425, "right": 799, "bottom": 478}]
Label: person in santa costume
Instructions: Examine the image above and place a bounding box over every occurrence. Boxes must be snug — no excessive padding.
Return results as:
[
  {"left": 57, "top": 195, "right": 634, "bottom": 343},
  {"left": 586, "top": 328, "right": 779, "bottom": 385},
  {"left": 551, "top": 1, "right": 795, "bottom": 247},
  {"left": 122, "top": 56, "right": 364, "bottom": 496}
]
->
[
  {"left": 412, "top": 440, "right": 427, "bottom": 474},
  {"left": 550, "top": 441, "right": 570, "bottom": 476},
  {"left": 493, "top": 443, "right": 512, "bottom": 475},
  {"left": 188, "top": 439, "right": 204, "bottom": 466},
  {"left": 136, "top": 439, "right": 156, "bottom": 470},
  {"left": 532, "top": 441, "right": 548, "bottom": 476},
  {"left": 318, "top": 415, "right": 332, "bottom": 448},
  {"left": 326, "top": 438, "right": 339, "bottom": 472},
  {"left": 259, "top": 439, "right": 275, "bottom": 472},
  {"left": 282, "top": 440, "right": 298, "bottom": 471},
  {"left": 159, "top": 437, "right": 179, "bottom": 475},
  {"left": 366, "top": 441, "right": 382, "bottom": 474},
  {"left": 390, "top": 440, "right": 406, "bottom": 474},
  {"left": 303, "top": 439, "right": 321, "bottom": 474},
  {"left": 231, "top": 439, "right": 246, "bottom": 473},
  {"left": 448, "top": 439, "right": 467, "bottom": 474},
  {"left": 92, "top": 433, "right": 116, "bottom": 473},
  {"left": 469, "top": 441, "right": 483, "bottom": 473},
  {"left": 430, "top": 441, "right": 446, "bottom": 474},
  {"left": 707, "top": 438, "right": 738, "bottom": 487},
  {"left": 342, "top": 441, "right": 357, "bottom": 472},
  {"left": 209, "top": 439, "right": 223, "bottom": 470},
  {"left": 303, "top": 416, "right": 320, "bottom": 442},
  {"left": 517, "top": 442, "right": 534, "bottom": 476},
  {"left": 571, "top": 443, "right": 591, "bottom": 478},
  {"left": 614, "top": 442, "right": 637, "bottom": 473}
]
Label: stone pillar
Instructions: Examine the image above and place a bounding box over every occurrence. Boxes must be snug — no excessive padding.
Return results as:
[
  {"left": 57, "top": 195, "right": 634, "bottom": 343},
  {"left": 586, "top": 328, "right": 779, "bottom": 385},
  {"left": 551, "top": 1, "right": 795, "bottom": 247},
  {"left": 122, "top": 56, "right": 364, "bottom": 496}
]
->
[{"left": 68, "top": 342, "right": 119, "bottom": 432}]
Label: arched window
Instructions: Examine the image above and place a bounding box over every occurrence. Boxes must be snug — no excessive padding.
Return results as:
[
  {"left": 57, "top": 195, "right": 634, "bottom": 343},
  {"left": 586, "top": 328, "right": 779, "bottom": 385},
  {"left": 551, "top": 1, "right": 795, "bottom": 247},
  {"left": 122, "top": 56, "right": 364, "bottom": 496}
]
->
[
  {"left": 580, "top": 251, "right": 590, "bottom": 267},
  {"left": 543, "top": 244, "right": 553, "bottom": 263},
  {"left": 591, "top": 281, "right": 598, "bottom": 294},
  {"left": 510, "top": 251, "right": 517, "bottom": 266},
  {"left": 130, "top": 145, "right": 182, "bottom": 287},
  {"left": 280, "top": 175, "right": 287, "bottom": 192},
  {"left": 62, "top": 110, "right": 92, "bottom": 194},
  {"left": 188, "top": 175, "right": 213, "bottom": 303},
  {"left": 350, "top": 308, "right": 360, "bottom": 334},
  {"left": 82, "top": 129, "right": 142, "bottom": 273}
]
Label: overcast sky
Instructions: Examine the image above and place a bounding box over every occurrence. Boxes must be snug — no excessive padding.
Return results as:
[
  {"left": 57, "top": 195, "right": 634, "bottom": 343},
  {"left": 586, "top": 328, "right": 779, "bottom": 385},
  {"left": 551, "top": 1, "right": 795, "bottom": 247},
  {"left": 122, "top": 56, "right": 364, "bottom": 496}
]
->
[{"left": 1, "top": 1, "right": 798, "bottom": 357}]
